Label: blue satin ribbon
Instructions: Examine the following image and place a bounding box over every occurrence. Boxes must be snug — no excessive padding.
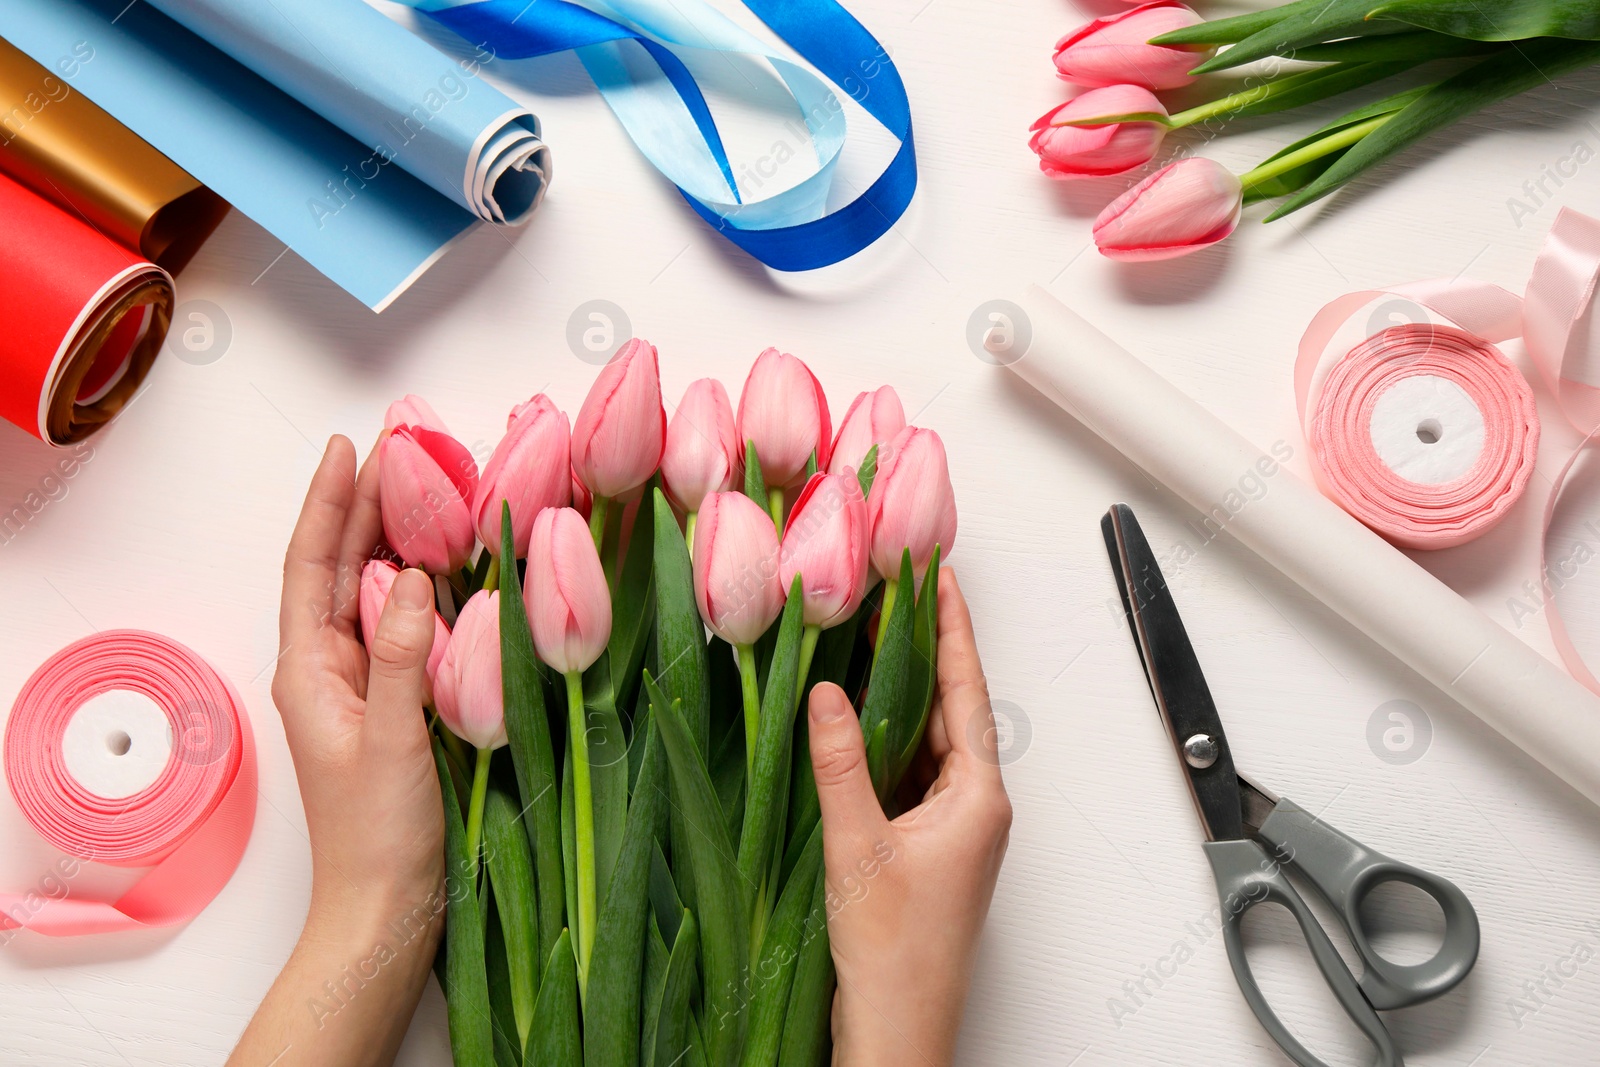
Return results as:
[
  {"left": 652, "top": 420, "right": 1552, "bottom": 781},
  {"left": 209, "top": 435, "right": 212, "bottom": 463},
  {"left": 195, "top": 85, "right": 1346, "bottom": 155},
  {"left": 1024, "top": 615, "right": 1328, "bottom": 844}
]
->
[{"left": 409, "top": 0, "right": 916, "bottom": 271}]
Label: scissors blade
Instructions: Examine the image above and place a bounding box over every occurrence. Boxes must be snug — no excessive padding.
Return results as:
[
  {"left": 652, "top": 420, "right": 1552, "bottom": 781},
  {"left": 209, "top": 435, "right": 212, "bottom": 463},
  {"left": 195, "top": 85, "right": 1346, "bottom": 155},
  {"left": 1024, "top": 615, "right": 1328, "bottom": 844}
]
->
[{"left": 1102, "top": 504, "right": 1245, "bottom": 842}]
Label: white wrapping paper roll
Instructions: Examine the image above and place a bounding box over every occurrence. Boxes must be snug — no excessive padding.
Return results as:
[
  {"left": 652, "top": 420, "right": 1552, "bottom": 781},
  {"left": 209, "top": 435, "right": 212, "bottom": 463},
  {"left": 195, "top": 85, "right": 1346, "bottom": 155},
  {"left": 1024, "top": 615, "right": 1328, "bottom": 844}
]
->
[{"left": 1004, "top": 285, "right": 1600, "bottom": 808}]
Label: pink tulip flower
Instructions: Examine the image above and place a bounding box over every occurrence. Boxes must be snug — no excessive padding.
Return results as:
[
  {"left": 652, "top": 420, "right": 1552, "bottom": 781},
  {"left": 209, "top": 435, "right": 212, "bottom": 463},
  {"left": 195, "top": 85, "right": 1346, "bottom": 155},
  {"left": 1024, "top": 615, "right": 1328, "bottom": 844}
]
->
[
  {"left": 661, "top": 378, "right": 740, "bottom": 515},
  {"left": 524, "top": 507, "right": 612, "bottom": 674},
  {"left": 1030, "top": 86, "right": 1169, "bottom": 180},
  {"left": 380, "top": 424, "right": 479, "bottom": 574},
  {"left": 1053, "top": 2, "right": 1209, "bottom": 92},
  {"left": 780, "top": 473, "right": 870, "bottom": 629},
  {"left": 358, "top": 559, "right": 451, "bottom": 689},
  {"left": 1093, "top": 157, "right": 1242, "bottom": 262},
  {"left": 572, "top": 338, "right": 667, "bottom": 501},
  {"left": 570, "top": 467, "right": 592, "bottom": 520},
  {"left": 828, "top": 386, "right": 906, "bottom": 478},
  {"left": 384, "top": 394, "right": 449, "bottom": 433},
  {"left": 472, "top": 394, "right": 571, "bottom": 557},
  {"left": 433, "top": 589, "right": 506, "bottom": 750},
  {"left": 736, "top": 348, "right": 831, "bottom": 488},
  {"left": 692, "top": 491, "right": 784, "bottom": 646},
  {"left": 867, "top": 426, "right": 957, "bottom": 582}
]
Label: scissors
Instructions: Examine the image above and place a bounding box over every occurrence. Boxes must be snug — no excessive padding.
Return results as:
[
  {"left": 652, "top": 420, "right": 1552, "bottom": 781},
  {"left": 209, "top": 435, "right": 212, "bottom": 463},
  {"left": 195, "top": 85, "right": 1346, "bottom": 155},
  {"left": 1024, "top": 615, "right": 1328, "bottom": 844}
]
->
[{"left": 1101, "top": 503, "right": 1480, "bottom": 1067}]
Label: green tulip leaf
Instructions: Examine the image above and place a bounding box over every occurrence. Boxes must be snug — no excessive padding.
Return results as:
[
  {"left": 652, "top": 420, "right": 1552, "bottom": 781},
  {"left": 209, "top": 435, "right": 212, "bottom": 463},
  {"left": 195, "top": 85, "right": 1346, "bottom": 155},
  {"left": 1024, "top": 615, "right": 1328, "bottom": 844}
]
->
[
  {"left": 584, "top": 713, "right": 667, "bottom": 1067},
  {"left": 1150, "top": 3, "right": 1298, "bottom": 45},
  {"left": 483, "top": 786, "right": 539, "bottom": 1047},
  {"left": 743, "top": 440, "right": 769, "bottom": 507},
  {"left": 528, "top": 929, "right": 583, "bottom": 1067},
  {"left": 483, "top": 894, "right": 523, "bottom": 1067},
  {"left": 737, "top": 577, "right": 805, "bottom": 906},
  {"left": 1181, "top": 0, "right": 1411, "bottom": 74},
  {"left": 433, "top": 735, "right": 494, "bottom": 1067},
  {"left": 639, "top": 911, "right": 670, "bottom": 1066},
  {"left": 647, "top": 672, "right": 750, "bottom": 1067},
  {"left": 776, "top": 863, "right": 833, "bottom": 1067},
  {"left": 498, "top": 504, "right": 566, "bottom": 966},
  {"left": 858, "top": 550, "right": 916, "bottom": 798},
  {"left": 1270, "top": 39, "right": 1600, "bottom": 219},
  {"left": 742, "top": 826, "right": 824, "bottom": 1067},
  {"left": 650, "top": 909, "right": 700, "bottom": 1067},
  {"left": 894, "top": 546, "right": 940, "bottom": 783},
  {"left": 1285, "top": 30, "right": 1499, "bottom": 63},
  {"left": 1369, "top": 0, "right": 1600, "bottom": 40}
]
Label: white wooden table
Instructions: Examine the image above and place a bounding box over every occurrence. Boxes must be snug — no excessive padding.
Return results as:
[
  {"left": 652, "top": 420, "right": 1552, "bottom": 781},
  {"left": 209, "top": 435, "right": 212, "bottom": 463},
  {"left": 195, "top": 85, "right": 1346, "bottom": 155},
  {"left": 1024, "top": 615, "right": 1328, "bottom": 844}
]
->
[{"left": 3, "top": 1, "right": 1600, "bottom": 1062}]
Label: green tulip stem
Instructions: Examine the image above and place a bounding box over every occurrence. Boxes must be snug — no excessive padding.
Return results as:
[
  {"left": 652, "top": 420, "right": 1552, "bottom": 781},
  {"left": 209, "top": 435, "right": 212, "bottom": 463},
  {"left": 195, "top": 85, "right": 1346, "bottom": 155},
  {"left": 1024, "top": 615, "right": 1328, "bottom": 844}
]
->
[
  {"left": 685, "top": 511, "right": 697, "bottom": 558},
  {"left": 736, "top": 643, "right": 761, "bottom": 777},
  {"left": 766, "top": 486, "right": 785, "bottom": 532},
  {"left": 564, "top": 670, "right": 597, "bottom": 992},
  {"left": 481, "top": 555, "right": 500, "bottom": 596},
  {"left": 463, "top": 746, "right": 492, "bottom": 882},
  {"left": 588, "top": 495, "right": 610, "bottom": 552},
  {"left": 873, "top": 578, "right": 900, "bottom": 667},
  {"left": 1239, "top": 114, "right": 1392, "bottom": 193},
  {"left": 794, "top": 624, "right": 821, "bottom": 713}
]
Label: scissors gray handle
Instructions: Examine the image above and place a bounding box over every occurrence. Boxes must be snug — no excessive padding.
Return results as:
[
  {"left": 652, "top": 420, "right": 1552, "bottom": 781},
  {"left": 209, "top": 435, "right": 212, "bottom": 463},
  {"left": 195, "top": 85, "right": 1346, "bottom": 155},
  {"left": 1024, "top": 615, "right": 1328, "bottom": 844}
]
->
[
  {"left": 1203, "top": 839, "right": 1403, "bottom": 1067},
  {"left": 1257, "top": 798, "right": 1479, "bottom": 1011}
]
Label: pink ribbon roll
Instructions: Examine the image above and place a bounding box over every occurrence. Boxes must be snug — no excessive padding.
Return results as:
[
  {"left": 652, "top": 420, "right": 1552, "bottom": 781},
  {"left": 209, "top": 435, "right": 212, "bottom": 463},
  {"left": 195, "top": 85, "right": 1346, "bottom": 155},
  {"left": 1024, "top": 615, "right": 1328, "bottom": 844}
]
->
[
  {"left": 1306, "top": 323, "right": 1540, "bottom": 549},
  {"left": 2, "top": 630, "right": 256, "bottom": 935}
]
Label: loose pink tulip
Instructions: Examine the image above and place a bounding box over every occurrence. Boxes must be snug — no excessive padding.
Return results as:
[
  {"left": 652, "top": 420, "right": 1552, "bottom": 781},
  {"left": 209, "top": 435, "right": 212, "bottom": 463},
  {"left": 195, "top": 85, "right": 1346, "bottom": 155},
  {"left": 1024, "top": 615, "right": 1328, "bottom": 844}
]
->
[
  {"left": 572, "top": 338, "right": 666, "bottom": 500},
  {"left": 867, "top": 426, "right": 957, "bottom": 581},
  {"left": 780, "top": 473, "right": 870, "bottom": 628},
  {"left": 380, "top": 424, "right": 479, "bottom": 574},
  {"left": 433, "top": 590, "right": 506, "bottom": 750},
  {"left": 1093, "top": 157, "right": 1242, "bottom": 262},
  {"left": 661, "top": 378, "right": 740, "bottom": 515},
  {"left": 692, "top": 491, "right": 784, "bottom": 646},
  {"left": 828, "top": 386, "right": 906, "bottom": 478},
  {"left": 384, "top": 394, "right": 449, "bottom": 433},
  {"left": 358, "top": 560, "right": 451, "bottom": 689},
  {"left": 1029, "top": 86, "right": 1169, "bottom": 180},
  {"left": 524, "top": 507, "right": 612, "bottom": 673},
  {"left": 1053, "top": 3, "right": 1209, "bottom": 92},
  {"left": 736, "top": 348, "right": 831, "bottom": 488},
  {"left": 472, "top": 394, "right": 571, "bottom": 557}
]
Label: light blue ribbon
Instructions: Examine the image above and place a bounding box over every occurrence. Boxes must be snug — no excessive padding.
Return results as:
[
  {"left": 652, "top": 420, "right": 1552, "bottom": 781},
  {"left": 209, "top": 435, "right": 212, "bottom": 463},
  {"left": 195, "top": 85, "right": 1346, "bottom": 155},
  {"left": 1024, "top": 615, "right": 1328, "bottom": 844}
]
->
[{"left": 406, "top": 0, "right": 917, "bottom": 271}]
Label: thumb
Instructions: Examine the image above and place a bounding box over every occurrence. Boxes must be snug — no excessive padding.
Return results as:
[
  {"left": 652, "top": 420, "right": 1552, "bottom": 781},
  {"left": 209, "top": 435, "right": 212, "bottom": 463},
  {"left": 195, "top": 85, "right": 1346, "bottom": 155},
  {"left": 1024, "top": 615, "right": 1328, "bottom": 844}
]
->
[
  {"left": 365, "top": 567, "right": 437, "bottom": 731},
  {"left": 808, "top": 683, "right": 888, "bottom": 854}
]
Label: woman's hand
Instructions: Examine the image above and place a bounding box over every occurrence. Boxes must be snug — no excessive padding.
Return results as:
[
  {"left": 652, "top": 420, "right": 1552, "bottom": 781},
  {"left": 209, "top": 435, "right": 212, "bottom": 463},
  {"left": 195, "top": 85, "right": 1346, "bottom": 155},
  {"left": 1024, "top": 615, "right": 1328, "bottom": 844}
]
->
[
  {"left": 807, "top": 568, "right": 1013, "bottom": 1067},
  {"left": 230, "top": 435, "right": 445, "bottom": 1067}
]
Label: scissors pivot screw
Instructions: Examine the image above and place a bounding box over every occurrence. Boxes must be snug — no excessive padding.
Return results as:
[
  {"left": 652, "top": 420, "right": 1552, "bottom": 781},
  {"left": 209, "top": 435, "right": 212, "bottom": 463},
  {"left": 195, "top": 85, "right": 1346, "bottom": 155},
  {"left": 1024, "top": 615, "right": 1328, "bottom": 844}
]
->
[{"left": 1183, "top": 733, "right": 1219, "bottom": 769}]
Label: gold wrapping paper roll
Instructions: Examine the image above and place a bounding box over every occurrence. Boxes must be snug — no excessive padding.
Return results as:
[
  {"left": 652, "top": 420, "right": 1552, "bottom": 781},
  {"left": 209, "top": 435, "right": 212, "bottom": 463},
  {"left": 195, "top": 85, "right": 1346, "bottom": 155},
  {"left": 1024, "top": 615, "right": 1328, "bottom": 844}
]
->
[{"left": 0, "top": 37, "right": 229, "bottom": 272}]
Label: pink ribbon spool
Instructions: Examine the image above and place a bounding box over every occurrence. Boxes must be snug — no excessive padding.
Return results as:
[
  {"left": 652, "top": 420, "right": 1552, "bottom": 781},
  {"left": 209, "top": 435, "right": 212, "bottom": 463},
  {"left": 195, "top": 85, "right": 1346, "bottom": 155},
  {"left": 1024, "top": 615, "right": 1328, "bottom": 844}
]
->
[
  {"left": 1, "top": 630, "right": 256, "bottom": 935},
  {"left": 1306, "top": 323, "right": 1541, "bottom": 550}
]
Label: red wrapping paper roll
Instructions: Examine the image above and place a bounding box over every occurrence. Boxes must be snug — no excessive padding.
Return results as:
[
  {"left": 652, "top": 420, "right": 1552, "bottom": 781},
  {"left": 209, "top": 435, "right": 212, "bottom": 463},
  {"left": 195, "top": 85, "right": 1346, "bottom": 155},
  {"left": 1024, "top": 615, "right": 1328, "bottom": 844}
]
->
[
  {"left": 1, "top": 631, "right": 255, "bottom": 935},
  {"left": 1306, "top": 324, "right": 1541, "bottom": 549},
  {"left": 0, "top": 172, "right": 172, "bottom": 445}
]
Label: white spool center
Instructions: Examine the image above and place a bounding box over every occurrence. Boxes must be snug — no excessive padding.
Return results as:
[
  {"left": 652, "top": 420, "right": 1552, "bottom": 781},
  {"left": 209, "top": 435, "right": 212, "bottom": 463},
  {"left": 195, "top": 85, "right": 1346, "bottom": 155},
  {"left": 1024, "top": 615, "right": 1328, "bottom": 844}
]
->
[
  {"left": 61, "top": 689, "right": 173, "bottom": 799},
  {"left": 1369, "top": 374, "right": 1485, "bottom": 485}
]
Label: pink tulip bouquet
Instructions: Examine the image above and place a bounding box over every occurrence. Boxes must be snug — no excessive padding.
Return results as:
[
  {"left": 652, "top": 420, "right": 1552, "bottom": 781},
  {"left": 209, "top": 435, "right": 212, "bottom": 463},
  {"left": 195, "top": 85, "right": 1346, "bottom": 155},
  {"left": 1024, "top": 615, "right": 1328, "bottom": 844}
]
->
[
  {"left": 1032, "top": 0, "right": 1600, "bottom": 261},
  {"left": 360, "top": 341, "right": 955, "bottom": 1066}
]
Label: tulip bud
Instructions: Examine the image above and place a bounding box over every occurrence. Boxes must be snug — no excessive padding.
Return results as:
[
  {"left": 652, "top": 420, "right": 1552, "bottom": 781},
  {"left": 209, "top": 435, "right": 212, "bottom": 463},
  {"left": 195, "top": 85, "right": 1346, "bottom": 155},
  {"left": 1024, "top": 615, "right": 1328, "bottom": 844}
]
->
[
  {"left": 661, "top": 378, "right": 740, "bottom": 515},
  {"left": 433, "top": 589, "right": 506, "bottom": 750},
  {"left": 1093, "top": 157, "right": 1242, "bottom": 261},
  {"left": 570, "top": 466, "right": 592, "bottom": 520},
  {"left": 1030, "top": 86, "right": 1169, "bottom": 180},
  {"left": 692, "top": 490, "right": 784, "bottom": 646},
  {"left": 572, "top": 338, "right": 667, "bottom": 500},
  {"left": 358, "top": 559, "right": 451, "bottom": 689},
  {"left": 472, "top": 394, "right": 572, "bottom": 557},
  {"left": 736, "top": 348, "right": 831, "bottom": 488},
  {"left": 779, "top": 473, "right": 870, "bottom": 628},
  {"left": 1053, "top": 3, "right": 1210, "bottom": 92},
  {"left": 524, "top": 507, "right": 612, "bottom": 673},
  {"left": 384, "top": 394, "right": 449, "bottom": 433},
  {"left": 828, "top": 386, "right": 906, "bottom": 478},
  {"left": 380, "top": 424, "right": 479, "bottom": 574},
  {"left": 867, "top": 426, "right": 957, "bottom": 581}
]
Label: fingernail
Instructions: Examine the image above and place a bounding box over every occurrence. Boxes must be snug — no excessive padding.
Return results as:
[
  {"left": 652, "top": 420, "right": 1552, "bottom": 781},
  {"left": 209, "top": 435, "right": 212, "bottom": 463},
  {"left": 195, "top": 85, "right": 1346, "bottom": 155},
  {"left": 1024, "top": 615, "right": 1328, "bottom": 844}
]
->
[
  {"left": 393, "top": 568, "right": 432, "bottom": 611},
  {"left": 811, "top": 686, "right": 848, "bottom": 724}
]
